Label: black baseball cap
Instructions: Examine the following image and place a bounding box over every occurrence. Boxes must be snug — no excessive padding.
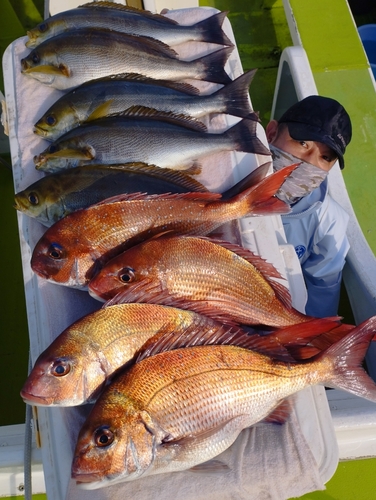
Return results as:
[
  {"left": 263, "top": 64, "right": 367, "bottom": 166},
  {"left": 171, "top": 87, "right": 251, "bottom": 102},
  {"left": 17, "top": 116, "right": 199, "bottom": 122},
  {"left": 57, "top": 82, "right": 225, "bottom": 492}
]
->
[{"left": 279, "top": 95, "right": 352, "bottom": 169}]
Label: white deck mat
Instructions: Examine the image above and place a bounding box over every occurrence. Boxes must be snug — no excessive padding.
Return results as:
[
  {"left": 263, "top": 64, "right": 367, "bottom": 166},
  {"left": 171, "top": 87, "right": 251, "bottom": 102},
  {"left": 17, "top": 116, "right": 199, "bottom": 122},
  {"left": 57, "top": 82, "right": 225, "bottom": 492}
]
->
[{"left": 2, "top": 6, "right": 337, "bottom": 499}]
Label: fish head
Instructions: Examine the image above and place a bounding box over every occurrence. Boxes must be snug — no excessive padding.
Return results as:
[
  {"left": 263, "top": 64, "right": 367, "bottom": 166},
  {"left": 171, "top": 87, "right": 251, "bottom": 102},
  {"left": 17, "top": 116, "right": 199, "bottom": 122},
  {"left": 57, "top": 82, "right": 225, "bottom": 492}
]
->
[
  {"left": 14, "top": 174, "right": 68, "bottom": 226},
  {"left": 14, "top": 188, "right": 50, "bottom": 225},
  {"left": 20, "top": 331, "right": 109, "bottom": 406},
  {"left": 26, "top": 17, "right": 68, "bottom": 48},
  {"left": 21, "top": 43, "right": 70, "bottom": 86},
  {"left": 30, "top": 224, "right": 95, "bottom": 288},
  {"left": 72, "top": 395, "right": 163, "bottom": 488},
  {"left": 88, "top": 239, "right": 163, "bottom": 303},
  {"left": 34, "top": 139, "right": 95, "bottom": 173}
]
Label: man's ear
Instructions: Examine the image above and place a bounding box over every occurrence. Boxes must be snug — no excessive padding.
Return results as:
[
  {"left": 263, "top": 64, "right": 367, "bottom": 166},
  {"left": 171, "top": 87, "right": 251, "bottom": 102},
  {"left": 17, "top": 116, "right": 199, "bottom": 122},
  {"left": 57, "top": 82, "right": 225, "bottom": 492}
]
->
[{"left": 265, "top": 120, "right": 279, "bottom": 143}]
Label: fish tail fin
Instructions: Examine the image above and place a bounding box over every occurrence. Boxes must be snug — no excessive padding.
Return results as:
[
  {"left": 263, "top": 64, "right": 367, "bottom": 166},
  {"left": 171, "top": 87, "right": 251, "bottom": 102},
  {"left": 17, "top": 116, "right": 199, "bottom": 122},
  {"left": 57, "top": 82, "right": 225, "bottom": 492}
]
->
[
  {"left": 230, "top": 164, "right": 298, "bottom": 217},
  {"left": 323, "top": 316, "right": 376, "bottom": 402},
  {"left": 197, "top": 47, "right": 234, "bottom": 85},
  {"left": 213, "top": 69, "right": 258, "bottom": 119},
  {"left": 196, "top": 11, "right": 234, "bottom": 46},
  {"left": 225, "top": 117, "right": 271, "bottom": 156}
]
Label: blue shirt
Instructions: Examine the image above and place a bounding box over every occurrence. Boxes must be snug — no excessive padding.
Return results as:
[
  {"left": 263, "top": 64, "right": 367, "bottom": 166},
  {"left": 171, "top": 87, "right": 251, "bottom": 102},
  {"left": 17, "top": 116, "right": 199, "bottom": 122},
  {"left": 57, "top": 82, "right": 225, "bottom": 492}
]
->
[{"left": 281, "top": 178, "right": 350, "bottom": 317}]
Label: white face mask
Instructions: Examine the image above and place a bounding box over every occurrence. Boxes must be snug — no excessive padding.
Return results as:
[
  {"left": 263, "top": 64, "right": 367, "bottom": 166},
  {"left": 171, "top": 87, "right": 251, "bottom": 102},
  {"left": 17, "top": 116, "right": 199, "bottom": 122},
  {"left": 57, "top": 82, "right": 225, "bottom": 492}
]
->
[{"left": 269, "top": 145, "right": 328, "bottom": 205}]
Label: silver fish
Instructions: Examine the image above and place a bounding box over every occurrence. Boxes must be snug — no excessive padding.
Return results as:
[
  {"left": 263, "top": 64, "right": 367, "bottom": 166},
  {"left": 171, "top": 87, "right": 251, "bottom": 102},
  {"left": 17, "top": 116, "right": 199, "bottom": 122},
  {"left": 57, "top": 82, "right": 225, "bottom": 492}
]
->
[
  {"left": 33, "top": 107, "right": 269, "bottom": 173},
  {"left": 21, "top": 28, "right": 234, "bottom": 91},
  {"left": 26, "top": 3, "right": 233, "bottom": 48},
  {"left": 34, "top": 71, "right": 257, "bottom": 141}
]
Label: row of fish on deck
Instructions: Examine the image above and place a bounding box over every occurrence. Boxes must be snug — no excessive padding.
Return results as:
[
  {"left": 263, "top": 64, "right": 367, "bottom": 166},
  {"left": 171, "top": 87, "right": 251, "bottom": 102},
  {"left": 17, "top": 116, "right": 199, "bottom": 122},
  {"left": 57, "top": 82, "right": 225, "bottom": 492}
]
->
[{"left": 14, "top": 2, "right": 376, "bottom": 491}]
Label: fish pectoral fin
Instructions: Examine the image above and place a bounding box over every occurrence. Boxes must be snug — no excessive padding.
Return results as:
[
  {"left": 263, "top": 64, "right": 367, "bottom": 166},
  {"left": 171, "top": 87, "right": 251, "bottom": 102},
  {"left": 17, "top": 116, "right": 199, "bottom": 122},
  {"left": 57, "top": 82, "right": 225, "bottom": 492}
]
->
[
  {"left": 24, "top": 64, "right": 70, "bottom": 77},
  {"left": 86, "top": 100, "right": 114, "bottom": 122},
  {"left": 162, "top": 418, "right": 239, "bottom": 448},
  {"left": 189, "top": 459, "right": 230, "bottom": 473},
  {"left": 184, "top": 161, "right": 202, "bottom": 176},
  {"left": 46, "top": 146, "right": 95, "bottom": 160}
]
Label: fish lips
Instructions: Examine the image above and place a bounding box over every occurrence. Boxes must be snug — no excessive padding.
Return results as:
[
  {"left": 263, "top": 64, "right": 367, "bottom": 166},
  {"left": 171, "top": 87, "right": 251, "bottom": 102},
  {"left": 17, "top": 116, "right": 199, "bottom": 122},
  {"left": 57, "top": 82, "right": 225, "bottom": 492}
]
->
[
  {"left": 20, "top": 387, "right": 53, "bottom": 406},
  {"left": 33, "top": 124, "right": 50, "bottom": 138}
]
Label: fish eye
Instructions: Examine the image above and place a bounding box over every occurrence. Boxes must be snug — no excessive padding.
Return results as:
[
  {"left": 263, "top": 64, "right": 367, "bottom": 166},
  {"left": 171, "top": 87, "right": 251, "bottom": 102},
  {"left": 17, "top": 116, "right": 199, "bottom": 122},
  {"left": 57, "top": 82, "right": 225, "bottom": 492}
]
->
[
  {"left": 38, "top": 22, "right": 48, "bottom": 33},
  {"left": 48, "top": 144, "right": 58, "bottom": 154},
  {"left": 118, "top": 267, "right": 136, "bottom": 284},
  {"left": 45, "top": 114, "right": 56, "bottom": 126},
  {"left": 32, "top": 52, "right": 40, "bottom": 64},
  {"left": 28, "top": 192, "right": 39, "bottom": 206},
  {"left": 50, "top": 359, "right": 71, "bottom": 377},
  {"left": 48, "top": 242, "right": 65, "bottom": 260},
  {"left": 94, "top": 426, "right": 114, "bottom": 447}
]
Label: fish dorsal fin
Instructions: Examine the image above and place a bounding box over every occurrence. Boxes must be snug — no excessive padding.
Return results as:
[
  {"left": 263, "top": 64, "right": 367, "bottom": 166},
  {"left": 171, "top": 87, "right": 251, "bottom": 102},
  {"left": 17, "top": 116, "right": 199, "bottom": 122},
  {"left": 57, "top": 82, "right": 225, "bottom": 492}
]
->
[
  {"left": 105, "top": 163, "right": 208, "bottom": 191},
  {"left": 92, "top": 190, "right": 222, "bottom": 207},
  {"left": 80, "top": 2, "right": 179, "bottom": 25},
  {"left": 87, "top": 73, "right": 201, "bottom": 96},
  {"left": 105, "top": 105, "right": 208, "bottom": 133},
  {"left": 133, "top": 312, "right": 301, "bottom": 363},
  {"left": 118, "top": 31, "right": 179, "bottom": 58},
  {"left": 104, "top": 278, "right": 240, "bottom": 326}
]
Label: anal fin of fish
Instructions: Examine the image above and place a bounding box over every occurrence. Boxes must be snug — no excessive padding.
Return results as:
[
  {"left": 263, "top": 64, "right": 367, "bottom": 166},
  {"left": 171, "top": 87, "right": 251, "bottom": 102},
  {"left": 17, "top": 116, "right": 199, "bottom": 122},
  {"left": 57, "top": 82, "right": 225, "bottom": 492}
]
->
[
  {"left": 189, "top": 459, "right": 230, "bottom": 473},
  {"left": 262, "top": 397, "right": 294, "bottom": 425}
]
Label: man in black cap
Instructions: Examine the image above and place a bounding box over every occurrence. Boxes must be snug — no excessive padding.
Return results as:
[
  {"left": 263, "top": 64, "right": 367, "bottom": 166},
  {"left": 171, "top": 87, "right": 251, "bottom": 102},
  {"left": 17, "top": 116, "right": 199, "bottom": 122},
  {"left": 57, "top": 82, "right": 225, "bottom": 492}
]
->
[{"left": 265, "top": 95, "right": 352, "bottom": 317}]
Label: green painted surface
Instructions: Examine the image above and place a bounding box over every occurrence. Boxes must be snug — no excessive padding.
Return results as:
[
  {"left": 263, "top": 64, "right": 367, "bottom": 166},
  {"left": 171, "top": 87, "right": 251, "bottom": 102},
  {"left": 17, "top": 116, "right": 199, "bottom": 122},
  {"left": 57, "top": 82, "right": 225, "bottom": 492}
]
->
[
  {"left": 299, "top": 458, "right": 376, "bottom": 500},
  {"left": 0, "top": 1, "right": 41, "bottom": 427},
  {"left": 200, "top": 0, "right": 293, "bottom": 124},
  {"left": 2, "top": 495, "right": 46, "bottom": 500},
  {"left": 288, "top": 0, "right": 376, "bottom": 253}
]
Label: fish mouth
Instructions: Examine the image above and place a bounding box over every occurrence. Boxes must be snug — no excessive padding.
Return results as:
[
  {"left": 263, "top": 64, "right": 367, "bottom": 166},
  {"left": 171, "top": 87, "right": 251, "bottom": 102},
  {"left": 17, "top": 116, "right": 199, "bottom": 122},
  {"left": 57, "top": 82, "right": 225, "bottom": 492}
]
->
[
  {"left": 25, "top": 32, "right": 37, "bottom": 48},
  {"left": 72, "top": 472, "right": 102, "bottom": 483},
  {"left": 13, "top": 198, "right": 25, "bottom": 211},
  {"left": 20, "top": 389, "right": 52, "bottom": 406},
  {"left": 33, "top": 124, "right": 49, "bottom": 138},
  {"left": 33, "top": 154, "right": 48, "bottom": 169},
  {"left": 30, "top": 263, "right": 51, "bottom": 280},
  {"left": 87, "top": 287, "right": 106, "bottom": 303},
  {"left": 72, "top": 468, "right": 109, "bottom": 489}
]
